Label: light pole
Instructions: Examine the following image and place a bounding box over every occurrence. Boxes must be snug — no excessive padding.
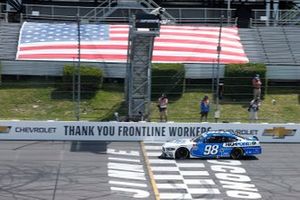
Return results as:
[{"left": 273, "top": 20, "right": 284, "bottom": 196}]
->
[
  {"left": 227, "top": 0, "right": 231, "bottom": 24},
  {"left": 215, "top": 15, "right": 223, "bottom": 122},
  {"left": 76, "top": 15, "right": 81, "bottom": 121}
]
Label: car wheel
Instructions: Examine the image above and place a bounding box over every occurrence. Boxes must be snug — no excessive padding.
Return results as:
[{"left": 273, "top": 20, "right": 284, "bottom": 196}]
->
[
  {"left": 175, "top": 147, "right": 189, "bottom": 159},
  {"left": 230, "top": 148, "right": 244, "bottom": 159}
]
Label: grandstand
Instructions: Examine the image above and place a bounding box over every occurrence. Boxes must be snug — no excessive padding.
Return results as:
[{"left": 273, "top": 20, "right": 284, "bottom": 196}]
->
[
  {"left": 0, "top": 0, "right": 299, "bottom": 122},
  {"left": 0, "top": 0, "right": 300, "bottom": 81}
]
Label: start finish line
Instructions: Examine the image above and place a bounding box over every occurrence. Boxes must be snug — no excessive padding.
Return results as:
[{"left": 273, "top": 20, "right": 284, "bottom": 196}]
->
[{"left": 0, "top": 120, "right": 299, "bottom": 143}]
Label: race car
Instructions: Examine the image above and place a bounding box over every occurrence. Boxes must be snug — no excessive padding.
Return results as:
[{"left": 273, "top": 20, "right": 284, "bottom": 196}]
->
[{"left": 161, "top": 130, "right": 262, "bottom": 159}]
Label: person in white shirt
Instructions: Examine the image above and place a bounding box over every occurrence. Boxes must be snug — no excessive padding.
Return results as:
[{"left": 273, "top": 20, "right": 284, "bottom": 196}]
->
[
  {"left": 248, "top": 97, "right": 261, "bottom": 122},
  {"left": 157, "top": 93, "right": 168, "bottom": 122}
]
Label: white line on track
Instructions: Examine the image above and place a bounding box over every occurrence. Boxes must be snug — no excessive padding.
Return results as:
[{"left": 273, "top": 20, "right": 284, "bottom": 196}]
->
[
  {"left": 109, "top": 180, "right": 147, "bottom": 188},
  {"left": 151, "top": 166, "right": 179, "bottom": 171},
  {"left": 156, "top": 183, "right": 188, "bottom": 189},
  {"left": 188, "top": 188, "right": 221, "bottom": 194},
  {"left": 146, "top": 152, "right": 162, "bottom": 157},
  {"left": 180, "top": 170, "right": 209, "bottom": 176},
  {"left": 184, "top": 179, "right": 216, "bottom": 185},
  {"left": 176, "top": 163, "right": 205, "bottom": 168},
  {"left": 108, "top": 157, "right": 141, "bottom": 163},
  {"left": 149, "top": 159, "right": 176, "bottom": 164},
  {"left": 154, "top": 174, "right": 183, "bottom": 180},
  {"left": 144, "top": 145, "right": 162, "bottom": 150},
  {"left": 159, "top": 193, "right": 192, "bottom": 199}
]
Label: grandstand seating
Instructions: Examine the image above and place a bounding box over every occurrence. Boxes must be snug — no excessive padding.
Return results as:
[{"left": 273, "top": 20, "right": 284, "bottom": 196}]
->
[
  {"left": 256, "top": 26, "right": 300, "bottom": 64},
  {"left": 0, "top": 1, "right": 300, "bottom": 81},
  {"left": 0, "top": 21, "right": 20, "bottom": 60},
  {"left": 238, "top": 28, "right": 265, "bottom": 63}
]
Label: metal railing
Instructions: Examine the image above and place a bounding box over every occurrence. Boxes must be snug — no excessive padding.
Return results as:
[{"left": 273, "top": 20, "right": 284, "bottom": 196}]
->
[
  {"left": 1, "top": 3, "right": 300, "bottom": 26},
  {"left": 0, "top": 3, "right": 236, "bottom": 25}
]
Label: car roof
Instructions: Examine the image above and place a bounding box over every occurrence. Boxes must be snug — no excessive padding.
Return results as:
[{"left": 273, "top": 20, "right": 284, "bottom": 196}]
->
[{"left": 205, "top": 131, "right": 236, "bottom": 137}]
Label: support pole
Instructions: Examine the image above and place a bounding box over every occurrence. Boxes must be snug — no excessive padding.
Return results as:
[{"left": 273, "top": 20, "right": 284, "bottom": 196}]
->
[
  {"left": 215, "top": 15, "right": 223, "bottom": 122},
  {"left": 266, "top": 0, "right": 271, "bottom": 26},
  {"left": 76, "top": 16, "right": 81, "bottom": 121}
]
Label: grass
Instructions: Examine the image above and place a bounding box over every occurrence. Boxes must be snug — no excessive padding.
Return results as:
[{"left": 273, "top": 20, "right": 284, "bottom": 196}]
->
[
  {"left": 0, "top": 79, "right": 299, "bottom": 123},
  {"left": 0, "top": 81, "right": 124, "bottom": 121}
]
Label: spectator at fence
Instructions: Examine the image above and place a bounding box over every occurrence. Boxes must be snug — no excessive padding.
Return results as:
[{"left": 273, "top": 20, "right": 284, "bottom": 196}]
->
[
  {"left": 248, "top": 97, "right": 261, "bottom": 122},
  {"left": 157, "top": 93, "right": 168, "bottom": 122},
  {"left": 252, "top": 74, "right": 262, "bottom": 99},
  {"left": 200, "top": 95, "right": 210, "bottom": 122}
]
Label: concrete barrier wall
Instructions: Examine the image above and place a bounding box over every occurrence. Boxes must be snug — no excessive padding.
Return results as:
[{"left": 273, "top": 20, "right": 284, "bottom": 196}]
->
[{"left": 0, "top": 120, "right": 299, "bottom": 143}]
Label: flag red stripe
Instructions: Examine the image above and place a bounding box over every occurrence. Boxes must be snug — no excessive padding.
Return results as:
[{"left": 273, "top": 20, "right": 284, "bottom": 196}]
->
[
  {"left": 19, "top": 39, "right": 241, "bottom": 50},
  {"left": 110, "top": 30, "right": 239, "bottom": 42},
  {"left": 18, "top": 53, "right": 248, "bottom": 63},
  {"left": 19, "top": 45, "right": 245, "bottom": 56}
]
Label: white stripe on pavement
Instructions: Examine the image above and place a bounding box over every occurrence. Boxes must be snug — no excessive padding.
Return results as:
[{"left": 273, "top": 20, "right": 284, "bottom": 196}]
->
[
  {"left": 109, "top": 180, "right": 147, "bottom": 188},
  {"left": 156, "top": 183, "right": 187, "bottom": 189},
  {"left": 107, "top": 149, "right": 140, "bottom": 156},
  {"left": 145, "top": 145, "right": 162, "bottom": 150},
  {"left": 108, "top": 162, "right": 144, "bottom": 172},
  {"left": 160, "top": 193, "right": 192, "bottom": 199},
  {"left": 146, "top": 152, "right": 162, "bottom": 157},
  {"left": 154, "top": 175, "right": 183, "bottom": 180},
  {"left": 151, "top": 166, "right": 179, "bottom": 171},
  {"left": 180, "top": 171, "right": 209, "bottom": 176},
  {"left": 149, "top": 159, "right": 176, "bottom": 164},
  {"left": 188, "top": 188, "right": 220, "bottom": 194},
  {"left": 176, "top": 163, "right": 205, "bottom": 168},
  {"left": 184, "top": 179, "right": 216, "bottom": 185},
  {"left": 108, "top": 157, "right": 140, "bottom": 163}
]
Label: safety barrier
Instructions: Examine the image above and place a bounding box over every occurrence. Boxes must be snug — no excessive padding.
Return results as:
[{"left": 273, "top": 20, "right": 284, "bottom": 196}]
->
[{"left": 0, "top": 120, "right": 299, "bottom": 143}]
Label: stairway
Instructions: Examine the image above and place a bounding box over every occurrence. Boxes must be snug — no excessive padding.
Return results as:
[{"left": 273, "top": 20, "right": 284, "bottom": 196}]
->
[{"left": 279, "top": 0, "right": 300, "bottom": 25}]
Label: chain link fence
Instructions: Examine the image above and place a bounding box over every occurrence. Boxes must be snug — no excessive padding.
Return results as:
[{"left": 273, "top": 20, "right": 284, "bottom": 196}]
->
[{"left": 0, "top": 74, "right": 299, "bottom": 123}]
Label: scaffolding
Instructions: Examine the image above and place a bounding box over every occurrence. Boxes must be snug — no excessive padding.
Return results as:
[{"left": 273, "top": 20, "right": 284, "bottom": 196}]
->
[{"left": 126, "top": 14, "right": 160, "bottom": 121}]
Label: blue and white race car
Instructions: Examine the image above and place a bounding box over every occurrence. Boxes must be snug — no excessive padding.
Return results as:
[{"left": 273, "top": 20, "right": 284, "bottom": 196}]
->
[{"left": 161, "top": 131, "right": 262, "bottom": 159}]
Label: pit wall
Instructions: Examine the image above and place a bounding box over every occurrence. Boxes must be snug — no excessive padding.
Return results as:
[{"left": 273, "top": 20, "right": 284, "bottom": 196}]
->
[{"left": 0, "top": 120, "right": 299, "bottom": 142}]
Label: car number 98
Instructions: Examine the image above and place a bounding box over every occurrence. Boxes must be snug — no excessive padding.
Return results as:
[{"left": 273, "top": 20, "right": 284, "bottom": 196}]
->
[{"left": 204, "top": 145, "right": 219, "bottom": 155}]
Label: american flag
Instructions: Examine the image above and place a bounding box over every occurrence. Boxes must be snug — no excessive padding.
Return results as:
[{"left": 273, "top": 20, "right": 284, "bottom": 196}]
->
[{"left": 17, "top": 22, "right": 249, "bottom": 64}]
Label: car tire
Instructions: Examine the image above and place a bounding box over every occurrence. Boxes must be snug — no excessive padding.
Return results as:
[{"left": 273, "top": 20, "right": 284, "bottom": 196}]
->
[
  {"left": 175, "top": 147, "right": 189, "bottom": 159},
  {"left": 230, "top": 148, "right": 244, "bottom": 159}
]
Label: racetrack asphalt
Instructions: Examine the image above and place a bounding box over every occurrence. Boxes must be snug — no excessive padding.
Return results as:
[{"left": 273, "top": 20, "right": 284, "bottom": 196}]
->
[{"left": 0, "top": 141, "right": 299, "bottom": 200}]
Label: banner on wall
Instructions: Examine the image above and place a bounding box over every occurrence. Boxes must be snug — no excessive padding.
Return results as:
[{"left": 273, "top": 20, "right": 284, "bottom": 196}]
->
[{"left": 0, "top": 120, "right": 299, "bottom": 143}]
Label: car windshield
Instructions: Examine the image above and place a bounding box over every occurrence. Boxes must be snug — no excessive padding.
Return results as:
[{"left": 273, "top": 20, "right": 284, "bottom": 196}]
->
[
  {"left": 231, "top": 132, "right": 247, "bottom": 140},
  {"left": 191, "top": 135, "right": 204, "bottom": 143}
]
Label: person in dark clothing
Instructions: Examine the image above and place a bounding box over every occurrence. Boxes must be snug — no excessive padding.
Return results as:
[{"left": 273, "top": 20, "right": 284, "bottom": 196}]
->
[{"left": 200, "top": 95, "right": 210, "bottom": 122}]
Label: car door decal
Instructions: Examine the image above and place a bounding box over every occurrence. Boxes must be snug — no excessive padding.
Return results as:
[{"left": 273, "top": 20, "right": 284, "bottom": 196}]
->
[{"left": 203, "top": 144, "right": 219, "bottom": 155}]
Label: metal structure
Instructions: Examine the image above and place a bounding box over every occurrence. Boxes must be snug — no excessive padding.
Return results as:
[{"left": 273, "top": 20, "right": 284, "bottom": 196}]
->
[{"left": 126, "top": 14, "right": 160, "bottom": 121}]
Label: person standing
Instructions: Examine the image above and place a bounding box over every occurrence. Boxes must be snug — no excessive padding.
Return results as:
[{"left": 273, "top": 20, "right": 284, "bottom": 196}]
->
[
  {"left": 248, "top": 97, "right": 261, "bottom": 123},
  {"left": 158, "top": 93, "right": 168, "bottom": 122},
  {"left": 200, "top": 95, "right": 210, "bottom": 122},
  {"left": 252, "top": 74, "right": 262, "bottom": 99}
]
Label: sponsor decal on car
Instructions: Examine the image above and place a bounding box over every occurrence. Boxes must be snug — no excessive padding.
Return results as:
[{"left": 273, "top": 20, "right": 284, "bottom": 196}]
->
[{"left": 223, "top": 141, "right": 258, "bottom": 147}]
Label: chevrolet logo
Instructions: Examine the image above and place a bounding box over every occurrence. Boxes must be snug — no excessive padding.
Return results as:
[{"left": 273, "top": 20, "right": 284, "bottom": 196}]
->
[
  {"left": 0, "top": 126, "right": 11, "bottom": 134},
  {"left": 263, "top": 127, "right": 296, "bottom": 139}
]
